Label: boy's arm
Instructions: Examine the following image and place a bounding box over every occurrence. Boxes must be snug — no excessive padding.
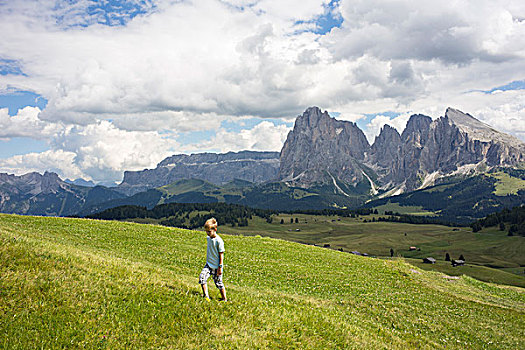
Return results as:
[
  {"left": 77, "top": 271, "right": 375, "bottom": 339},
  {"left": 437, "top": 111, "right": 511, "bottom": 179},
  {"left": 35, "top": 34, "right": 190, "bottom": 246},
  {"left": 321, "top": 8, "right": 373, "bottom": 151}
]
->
[{"left": 218, "top": 252, "right": 224, "bottom": 275}]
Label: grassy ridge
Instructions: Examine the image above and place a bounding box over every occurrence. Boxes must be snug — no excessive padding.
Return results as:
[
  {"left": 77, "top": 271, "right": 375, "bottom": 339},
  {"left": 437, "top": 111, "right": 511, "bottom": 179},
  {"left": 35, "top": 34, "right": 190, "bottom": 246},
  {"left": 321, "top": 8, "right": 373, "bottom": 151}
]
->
[{"left": 1, "top": 214, "right": 524, "bottom": 349}]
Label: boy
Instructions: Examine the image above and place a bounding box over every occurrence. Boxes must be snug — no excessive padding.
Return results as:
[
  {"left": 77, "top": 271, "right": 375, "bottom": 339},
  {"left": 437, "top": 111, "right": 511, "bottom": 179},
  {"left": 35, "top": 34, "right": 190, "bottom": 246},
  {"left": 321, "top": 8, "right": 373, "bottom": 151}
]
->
[{"left": 199, "top": 218, "right": 227, "bottom": 301}]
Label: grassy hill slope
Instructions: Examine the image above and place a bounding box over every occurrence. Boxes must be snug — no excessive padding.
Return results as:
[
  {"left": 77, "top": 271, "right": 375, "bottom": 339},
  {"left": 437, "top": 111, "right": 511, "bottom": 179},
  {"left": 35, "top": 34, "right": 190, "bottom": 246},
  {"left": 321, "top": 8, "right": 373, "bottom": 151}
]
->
[{"left": 1, "top": 215, "right": 523, "bottom": 349}]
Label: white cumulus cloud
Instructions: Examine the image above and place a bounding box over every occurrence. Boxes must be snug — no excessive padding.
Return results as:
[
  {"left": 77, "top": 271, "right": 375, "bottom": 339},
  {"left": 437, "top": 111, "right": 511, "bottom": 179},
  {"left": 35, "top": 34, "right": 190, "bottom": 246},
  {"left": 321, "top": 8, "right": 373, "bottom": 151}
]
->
[
  {"left": 51, "top": 120, "right": 176, "bottom": 182},
  {"left": 0, "top": 150, "right": 84, "bottom": 180},
  {"left": 0, "top": 106, "right": 62, "bottom": 140},
  {"left": 188, "top": 121, "right": 292, "bottom": 153}
]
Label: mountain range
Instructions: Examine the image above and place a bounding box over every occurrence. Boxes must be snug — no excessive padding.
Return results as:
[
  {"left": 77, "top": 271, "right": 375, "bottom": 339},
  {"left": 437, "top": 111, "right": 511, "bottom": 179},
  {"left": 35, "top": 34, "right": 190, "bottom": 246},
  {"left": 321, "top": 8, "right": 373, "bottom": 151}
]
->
[
  {"left": 0, "top": 172, "right": 125, "bottom": 216},
  {"left": 280, "top": 106, "right": 524, "bottom": 194},
  {"left": 118, "top": 151, "right": 280, "bottom": 196},
  {"left": 1, "top": 106, "right": 524, "bottom": 220}
]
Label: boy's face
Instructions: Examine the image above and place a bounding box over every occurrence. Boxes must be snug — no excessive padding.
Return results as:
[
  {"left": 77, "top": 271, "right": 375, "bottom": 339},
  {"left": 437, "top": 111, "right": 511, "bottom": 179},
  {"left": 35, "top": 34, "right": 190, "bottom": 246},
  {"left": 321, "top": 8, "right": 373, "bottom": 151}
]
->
[{"left": 205, "top": 228, "right": 216, "bottom": 238}]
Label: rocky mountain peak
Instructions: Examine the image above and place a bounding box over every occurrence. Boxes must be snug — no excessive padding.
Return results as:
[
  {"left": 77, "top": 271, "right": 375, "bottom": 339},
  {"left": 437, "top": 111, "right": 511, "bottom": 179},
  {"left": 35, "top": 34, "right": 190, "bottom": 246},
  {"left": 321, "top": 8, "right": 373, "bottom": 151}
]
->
[
  {"left": 292, "top": 106, "right": 338, "bottom": 135},
  {"left": 369, "top": 124, "right": 402, "bottom": 169},
  {"left": 402, "top": 114, "right": 432, "bottom": 142},
  {"left": 372, "top": 124, "right": 401, "bottom": 147},
  {"left": 298, "top": 106, "right": 328, "bottom": 126},
  {"left": 158, "top": 151, "right": 279, "bottom": 168},
  {"left": 445, "top": 107, "right": 484, "bottom": 127},
  {"left": 279, "top": 107, "right": 370, "bottom": 188},
  {"left": 42, "top": 171, "right": 60, "bottom": 180},
  {"left": 444, "top": 107, "right": 524, "bottom": 148}
]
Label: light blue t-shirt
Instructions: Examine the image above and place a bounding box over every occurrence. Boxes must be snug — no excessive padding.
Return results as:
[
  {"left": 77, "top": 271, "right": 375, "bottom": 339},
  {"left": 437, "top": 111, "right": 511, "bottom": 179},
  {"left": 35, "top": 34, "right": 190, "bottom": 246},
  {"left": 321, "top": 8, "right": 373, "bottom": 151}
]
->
[{"left": 206, "top": 235, "right": 225, "bottom": 269}]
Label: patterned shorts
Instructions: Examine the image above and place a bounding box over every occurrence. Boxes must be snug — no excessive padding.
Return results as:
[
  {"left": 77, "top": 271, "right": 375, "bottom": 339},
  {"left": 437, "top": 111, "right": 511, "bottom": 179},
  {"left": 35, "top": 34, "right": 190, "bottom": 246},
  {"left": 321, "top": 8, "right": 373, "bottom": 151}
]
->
[{"left": 199, "top": 263, "right": 224, "bottom": 289}]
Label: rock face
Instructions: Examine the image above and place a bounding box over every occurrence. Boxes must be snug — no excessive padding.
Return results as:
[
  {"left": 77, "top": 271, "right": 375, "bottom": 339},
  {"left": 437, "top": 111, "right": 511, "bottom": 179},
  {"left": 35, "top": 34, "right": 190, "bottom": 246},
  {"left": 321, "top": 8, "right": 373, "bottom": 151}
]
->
[
  {"left": 118, "top": 151, "right": 280, "bottom": 196},
  {"left": 378, "top": 114, "right": 435, "bottom": 190},
  {"left": 280, "top": 106, "right": 525, "bottom": 193},
  {"left": 385, "top": 108, "right": 525, "bottom": 191},
  {"left": 368, "top": 124, "right": 402, "bottom": 183},
  {"left": 279, "top": 107, "right": 370, "bottom": 188}
]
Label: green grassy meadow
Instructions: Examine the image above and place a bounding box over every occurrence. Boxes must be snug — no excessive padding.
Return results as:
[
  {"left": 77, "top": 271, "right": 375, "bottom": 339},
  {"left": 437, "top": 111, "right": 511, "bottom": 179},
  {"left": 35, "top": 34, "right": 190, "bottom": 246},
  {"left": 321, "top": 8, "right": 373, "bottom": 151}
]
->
[
  {"left": 1, "top": 214, "right": 524, "bottom": 349},
  {"left": 220, "top": 215, "right": 525, "bottom": 287},
  {"left": 370, "top": 202, "right": 437, "bottom": 216},
  {"left": 488, "top": 171, "right": 525, "bottom": 196},
  {"left": 111, "top": 210, "right": 525, "bottom": 287}
]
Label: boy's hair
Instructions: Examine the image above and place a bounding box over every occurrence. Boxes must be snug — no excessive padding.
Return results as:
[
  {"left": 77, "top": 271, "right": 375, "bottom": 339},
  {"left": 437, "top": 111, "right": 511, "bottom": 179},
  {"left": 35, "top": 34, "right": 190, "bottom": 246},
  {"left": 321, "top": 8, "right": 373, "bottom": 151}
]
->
[{"left": 204, "top": 217, "right": 218, "bottom": 231}]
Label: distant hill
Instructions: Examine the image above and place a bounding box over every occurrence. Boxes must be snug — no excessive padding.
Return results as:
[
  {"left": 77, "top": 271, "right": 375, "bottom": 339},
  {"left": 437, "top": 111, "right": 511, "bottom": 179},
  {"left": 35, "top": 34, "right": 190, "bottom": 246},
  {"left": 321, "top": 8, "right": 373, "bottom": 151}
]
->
[
  {"left": 78, "top": 177, "right": 370, "bottom": 216},
  {"left": 364, "top": 168, "right": 525, "bottom": 222},
  {"left": 0, "top": 172, "right": 125, "bottom": 216},
  {"left": 79, "top": 168, "right": 525, "bottom": 222},
  {"left": 471, "top": 205, "right": 525, "bottom": 236},
  {"left": 80, "top": 167, "right": 525, "bottom": 223},
  {"left": 87, "top": 202, "right": 275, "bottom": 229},
  {"left": 65, "top": 178, "right": 96, "bottom": 187}
]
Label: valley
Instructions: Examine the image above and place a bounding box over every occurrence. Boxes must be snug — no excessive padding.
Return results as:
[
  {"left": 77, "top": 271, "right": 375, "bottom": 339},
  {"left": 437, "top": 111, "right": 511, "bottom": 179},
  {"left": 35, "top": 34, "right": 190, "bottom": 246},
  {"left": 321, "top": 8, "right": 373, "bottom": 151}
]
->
[{"left": 219, "top": 214, "right": 525, "bottom": 288}]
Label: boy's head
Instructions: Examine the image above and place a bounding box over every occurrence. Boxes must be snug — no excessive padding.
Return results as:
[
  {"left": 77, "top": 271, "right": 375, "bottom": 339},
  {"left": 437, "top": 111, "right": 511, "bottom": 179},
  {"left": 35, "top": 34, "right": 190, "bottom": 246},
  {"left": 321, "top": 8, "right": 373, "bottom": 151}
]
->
[{"left": 204, "top": 217, "right": 218, "bottom": 237}]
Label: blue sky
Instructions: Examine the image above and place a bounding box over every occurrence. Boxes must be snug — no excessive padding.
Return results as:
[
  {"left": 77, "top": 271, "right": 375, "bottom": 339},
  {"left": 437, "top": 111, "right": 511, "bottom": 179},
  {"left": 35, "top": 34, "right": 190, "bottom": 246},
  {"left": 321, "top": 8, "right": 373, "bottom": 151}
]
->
[
  {"left": 484, "top": 80, "right": 525, "bottom": 94},
  {"left": 55, "top": 0, "right": 155, "bottom": 27},
  {"left": 0, "top": 90, "right": 48, "bottom": 116},
  {"left": 0, "top": 91, "right": 49, "bottom": 157},
  {"left": 295, "top": 0, "right": 342, "bottom": 35},
  {"left": 1, "top": 0, "right": 524, "bottom": 183},
  {"left": 0, "top": 59, "right": 26, "bottom": 76}
]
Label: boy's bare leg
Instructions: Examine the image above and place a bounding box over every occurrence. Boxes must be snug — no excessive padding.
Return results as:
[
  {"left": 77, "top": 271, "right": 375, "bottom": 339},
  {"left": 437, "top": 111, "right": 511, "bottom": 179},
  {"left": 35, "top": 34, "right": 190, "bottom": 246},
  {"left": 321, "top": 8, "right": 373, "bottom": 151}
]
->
[
  {"left": 201, "top": 284, "right": 209, "bottom": 299},
  {"left": 220, "top": 287, "right": 227, "bottom": 301}
]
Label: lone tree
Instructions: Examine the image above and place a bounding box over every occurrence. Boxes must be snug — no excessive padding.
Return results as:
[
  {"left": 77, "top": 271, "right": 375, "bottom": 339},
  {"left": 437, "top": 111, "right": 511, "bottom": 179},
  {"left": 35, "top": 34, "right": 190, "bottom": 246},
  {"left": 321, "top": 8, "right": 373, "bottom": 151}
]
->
[
  {"left": 445, "top": 253, "right": 450, "bottom": 261},
  {"left": 390, "top": 248, "right": 394, "bottom": 257},
  {"left": 471, "top": 222, "right": 482, "bottom": 233},
  {"left": 280, "top": 219, "right": 284, "bottom": 224}
]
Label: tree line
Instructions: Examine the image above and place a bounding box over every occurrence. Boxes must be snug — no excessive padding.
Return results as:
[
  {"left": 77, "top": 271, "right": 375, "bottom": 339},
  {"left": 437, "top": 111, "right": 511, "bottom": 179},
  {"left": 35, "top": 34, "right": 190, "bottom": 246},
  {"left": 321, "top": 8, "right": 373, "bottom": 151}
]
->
[
  {"left": 87, "top": 202, "right": 276, "bottom": 229},
  {"left": 283, "top": 208, "right": 376, "bottom": 217},
  {"left": 374, "top": 214, "right": 464, "bottom": 227},
  {"left": 470, "top": 205, "right": 525, "bottom": 236}
]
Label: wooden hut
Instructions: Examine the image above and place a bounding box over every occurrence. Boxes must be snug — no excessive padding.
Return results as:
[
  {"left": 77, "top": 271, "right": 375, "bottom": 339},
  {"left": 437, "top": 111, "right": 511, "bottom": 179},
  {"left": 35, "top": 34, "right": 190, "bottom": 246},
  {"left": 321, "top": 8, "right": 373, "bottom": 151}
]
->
[
  {"left": 451, "top": 259, "right": 465, "bottom": 267},
  {"left": 423, "top": 257, "right": 436, "bottom": 264}
]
